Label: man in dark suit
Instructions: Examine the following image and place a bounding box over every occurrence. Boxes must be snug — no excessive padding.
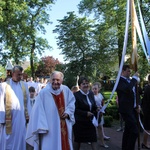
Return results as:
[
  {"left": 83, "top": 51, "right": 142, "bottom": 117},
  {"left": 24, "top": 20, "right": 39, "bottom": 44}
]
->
[{"left": 116, "top": 65, "right": 140, "bottom": 150}]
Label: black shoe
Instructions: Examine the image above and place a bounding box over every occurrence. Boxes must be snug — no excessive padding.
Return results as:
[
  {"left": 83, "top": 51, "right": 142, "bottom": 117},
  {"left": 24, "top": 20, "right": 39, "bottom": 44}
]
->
[{"left": 141, "top": 143, "right": 150, "bottom": 149}]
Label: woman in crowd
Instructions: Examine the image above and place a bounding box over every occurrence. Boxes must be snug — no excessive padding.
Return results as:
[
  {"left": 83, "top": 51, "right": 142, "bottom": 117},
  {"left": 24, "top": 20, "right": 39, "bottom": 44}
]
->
[{"left": 73, "top": 76, "right": 98, "bottom": 150}]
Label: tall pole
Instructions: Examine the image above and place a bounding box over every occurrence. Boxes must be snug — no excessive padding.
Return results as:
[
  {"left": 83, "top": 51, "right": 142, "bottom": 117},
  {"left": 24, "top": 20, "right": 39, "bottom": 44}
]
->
[
  {"left": 131, "top": 0, "right": 140, "bottom": 149},
  {"left": 131, "top": 0, "right": 138, "bottom": 72}
]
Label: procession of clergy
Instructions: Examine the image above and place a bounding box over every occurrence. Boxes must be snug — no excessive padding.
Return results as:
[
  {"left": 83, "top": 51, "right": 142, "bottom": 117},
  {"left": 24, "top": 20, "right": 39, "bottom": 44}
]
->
[
  {"left": 0, "top": 65, "right": 76, "bottom": 150},
  {"left": 1, "top": 64, "right": 146, "bottom": 150}
]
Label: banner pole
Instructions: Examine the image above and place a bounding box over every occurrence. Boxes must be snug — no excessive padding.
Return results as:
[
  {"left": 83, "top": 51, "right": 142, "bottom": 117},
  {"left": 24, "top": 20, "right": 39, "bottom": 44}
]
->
[{"left": 131, "top": 0, "right": 141, "bottom": 149}]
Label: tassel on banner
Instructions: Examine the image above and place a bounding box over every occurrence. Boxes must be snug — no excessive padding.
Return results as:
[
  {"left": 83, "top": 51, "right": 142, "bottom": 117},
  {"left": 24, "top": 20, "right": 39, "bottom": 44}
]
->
[{"left": 131, "top": 0, "right": 149, "bottom": 63}]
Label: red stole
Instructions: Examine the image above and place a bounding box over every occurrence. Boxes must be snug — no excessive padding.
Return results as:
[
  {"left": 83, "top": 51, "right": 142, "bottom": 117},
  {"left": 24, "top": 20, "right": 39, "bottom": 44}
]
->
[{"left": 52, "top": 92, "right": 70, "bottom": 150}]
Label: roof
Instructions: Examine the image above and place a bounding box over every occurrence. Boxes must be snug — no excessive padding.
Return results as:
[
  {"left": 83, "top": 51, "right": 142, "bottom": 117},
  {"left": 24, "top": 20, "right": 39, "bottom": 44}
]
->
[{"left": 5, "top": 60, "right": 13, "bottom": 70}]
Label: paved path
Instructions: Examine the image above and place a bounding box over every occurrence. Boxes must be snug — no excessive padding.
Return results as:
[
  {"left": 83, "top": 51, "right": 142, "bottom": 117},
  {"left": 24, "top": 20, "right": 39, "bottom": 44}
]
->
[{"left": 79, "top": 121, "right": 150, "bottom": 150}]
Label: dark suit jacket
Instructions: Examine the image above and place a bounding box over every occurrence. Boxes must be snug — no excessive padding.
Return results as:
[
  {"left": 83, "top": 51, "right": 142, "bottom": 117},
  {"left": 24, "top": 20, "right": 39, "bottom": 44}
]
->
[
  {"left": 142, "top": 84, "right": 150, "bottom": 113},
  {"left": 116, "top": 77, "right": 137, "bottom": 114},
  {"left": 74, "top": 90, "right": 97, "bottom": 122}
]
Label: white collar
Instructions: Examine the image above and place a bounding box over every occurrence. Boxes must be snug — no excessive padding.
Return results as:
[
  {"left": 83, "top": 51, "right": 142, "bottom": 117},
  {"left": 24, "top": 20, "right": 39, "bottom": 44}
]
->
[
  {"left": 80, "top": 89, "right": 89, "bottom": 96},
  {"left": 48, "top": 83, "right": 63, "bottom": 95},
  {"left": 30, "top": 98, "right": 35, "bottom": 101}
]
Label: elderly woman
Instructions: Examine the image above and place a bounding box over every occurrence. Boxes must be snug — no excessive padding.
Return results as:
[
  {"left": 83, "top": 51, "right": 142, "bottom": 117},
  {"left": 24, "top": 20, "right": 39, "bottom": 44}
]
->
[{"left": 73, "top": 76, "right": 98, "bottom": 150}]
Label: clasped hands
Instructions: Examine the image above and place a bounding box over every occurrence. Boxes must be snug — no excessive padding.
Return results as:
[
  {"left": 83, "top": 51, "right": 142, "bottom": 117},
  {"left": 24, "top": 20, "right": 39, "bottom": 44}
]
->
[
  {"left": 61, "top": 113, "right": 69, "bottom": 119},
  {"left": 87, "top": 107, "right": 102, "bottom": 117}
]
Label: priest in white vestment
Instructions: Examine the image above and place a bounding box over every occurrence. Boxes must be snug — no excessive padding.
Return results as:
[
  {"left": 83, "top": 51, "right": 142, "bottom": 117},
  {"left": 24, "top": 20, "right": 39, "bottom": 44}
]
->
[
  {"left": 0, "top": 66, "right": 31, "bottom": 150},
  {"left": 27, "top": 77, "right": 35, "bottom": 85},
  {"left": 26, "top": 71, "right": 75, "bottom": 150}
]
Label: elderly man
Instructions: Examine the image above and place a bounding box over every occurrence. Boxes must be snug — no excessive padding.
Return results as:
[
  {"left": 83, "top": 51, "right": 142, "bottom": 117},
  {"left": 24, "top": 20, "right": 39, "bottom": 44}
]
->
[
  {"left": 0, "top": 66, "right": 31, "bottom": 150},
  {"left": 26, "top": 71, "right": 75, "bottom": 150}
]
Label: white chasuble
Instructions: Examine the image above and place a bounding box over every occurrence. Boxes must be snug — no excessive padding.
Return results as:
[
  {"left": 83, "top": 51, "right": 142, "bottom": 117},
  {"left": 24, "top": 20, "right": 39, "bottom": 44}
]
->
[{"left": 26, "top": 83, "right": 75, "bottom": 150}]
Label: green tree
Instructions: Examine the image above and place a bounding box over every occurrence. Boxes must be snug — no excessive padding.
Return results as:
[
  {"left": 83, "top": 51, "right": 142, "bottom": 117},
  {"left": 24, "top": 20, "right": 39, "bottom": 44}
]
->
[
  {"left": 53, "top": 11, "right": 120, "bottom": 83},
  {"left": 25, "top": 0, "right": 54, "bottom": 77},
  {"left": 0, "top": 64, "right": 6, "bottom": 79},
  {"left": 78, "top": 0, "right": 126, "bottom": 65},
  {"left": 0, "top": 0, "right": 28, "bottom": 65},
  {"left": 53, "top": 12, "right": 97, "bottom": 79},
  {"left": 78, "top": 0, "right": 150, "bottom": 81},
  {"left": 0, "top": 0, "right": 54, "bottom": 78}
]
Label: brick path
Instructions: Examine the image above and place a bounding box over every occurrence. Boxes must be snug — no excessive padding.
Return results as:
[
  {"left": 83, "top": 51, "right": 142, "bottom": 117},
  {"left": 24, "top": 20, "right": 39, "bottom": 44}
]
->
[{"left": 79, "top": 121, "right": 149, "bottom": 150}]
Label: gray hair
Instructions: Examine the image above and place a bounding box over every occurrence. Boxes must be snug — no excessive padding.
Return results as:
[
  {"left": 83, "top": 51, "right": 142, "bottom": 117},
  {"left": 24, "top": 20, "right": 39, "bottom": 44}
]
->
[
  {"left": 12, "top": 66, "right": 23, "bottom": 73},
  {"left": 50, "top": 71, "right": 64, "bottom": 80}
]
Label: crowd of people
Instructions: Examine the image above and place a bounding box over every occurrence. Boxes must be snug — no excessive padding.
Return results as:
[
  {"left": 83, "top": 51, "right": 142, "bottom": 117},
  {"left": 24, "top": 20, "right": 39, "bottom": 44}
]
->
[{"left": 0, "top": 64, "right": 149, "bottom": 150}]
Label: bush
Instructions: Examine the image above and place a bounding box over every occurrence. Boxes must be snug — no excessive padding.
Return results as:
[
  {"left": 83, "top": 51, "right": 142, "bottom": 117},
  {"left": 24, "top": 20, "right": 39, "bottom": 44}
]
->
[
  {"left": 103, "top": 91, "right": 119, "bottom": 120},
  {"left": 105, "top": 104, "right": 119, "bottom": 120},
  {"left": 103, "top": 91, "right": 117, "bottom": 101},
  {"left": 103, "top": 115, "right": 113, "bottom": 127}
]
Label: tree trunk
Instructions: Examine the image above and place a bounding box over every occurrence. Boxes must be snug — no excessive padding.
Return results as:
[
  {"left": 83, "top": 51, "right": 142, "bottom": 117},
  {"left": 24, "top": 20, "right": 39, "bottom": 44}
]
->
[{"left": 30, "top": 40, "right": 35, "bottom": 78}]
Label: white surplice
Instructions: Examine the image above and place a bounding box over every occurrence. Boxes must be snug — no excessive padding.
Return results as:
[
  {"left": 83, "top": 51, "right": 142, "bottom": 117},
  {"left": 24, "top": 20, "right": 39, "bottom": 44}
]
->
[
  {"left": 0, "top": 79, "right": 31, "bottom": 150},
  {"left": 34, "top": 82, "right": 42, "bottom": 95},
  {"left": 27, "top": 81, "right": 35, "bottom": 88},
  {"left": 26, "top": 83, "right": 75, "bottom": 150}
]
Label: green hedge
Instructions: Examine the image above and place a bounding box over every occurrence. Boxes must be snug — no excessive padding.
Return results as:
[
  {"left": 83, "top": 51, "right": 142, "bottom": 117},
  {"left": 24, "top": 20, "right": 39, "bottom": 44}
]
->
[
  {"left": 103, "top": 115, "right": 113, "bottom": 127},
  {"left": 102, "top": 91, "right": 119, "bottom": 120}
]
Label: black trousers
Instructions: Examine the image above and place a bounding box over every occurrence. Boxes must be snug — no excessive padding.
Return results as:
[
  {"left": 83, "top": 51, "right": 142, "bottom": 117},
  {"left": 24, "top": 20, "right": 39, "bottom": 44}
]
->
[{"left": 121, "top": 111, "right": 138, "bottom": 150}]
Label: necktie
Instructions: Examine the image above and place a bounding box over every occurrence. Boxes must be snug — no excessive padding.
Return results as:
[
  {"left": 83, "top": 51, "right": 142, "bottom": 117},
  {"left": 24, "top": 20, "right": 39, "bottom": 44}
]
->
[{"left": 33, "top": 99, "right": 35, "bottom": 105}]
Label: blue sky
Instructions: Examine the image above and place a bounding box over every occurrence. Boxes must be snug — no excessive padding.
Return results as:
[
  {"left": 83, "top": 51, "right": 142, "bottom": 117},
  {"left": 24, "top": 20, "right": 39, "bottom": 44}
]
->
[{"left": 41, "top": 0, "right": 81, "bottom": 62}]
